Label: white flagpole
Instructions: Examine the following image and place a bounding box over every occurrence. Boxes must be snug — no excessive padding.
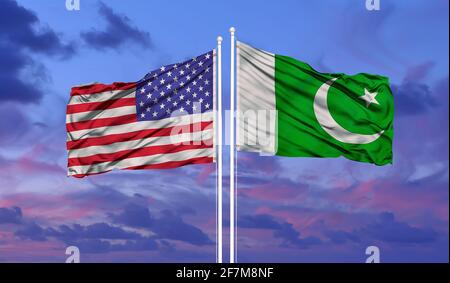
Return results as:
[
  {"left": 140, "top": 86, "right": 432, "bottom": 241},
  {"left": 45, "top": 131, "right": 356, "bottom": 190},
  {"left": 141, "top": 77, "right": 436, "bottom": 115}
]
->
[
  {"left": 216, "top": 35, "right": 223, "bottom": 264},
  {"left": 229, "top": 26, "right": 236, "bottom": 264}
]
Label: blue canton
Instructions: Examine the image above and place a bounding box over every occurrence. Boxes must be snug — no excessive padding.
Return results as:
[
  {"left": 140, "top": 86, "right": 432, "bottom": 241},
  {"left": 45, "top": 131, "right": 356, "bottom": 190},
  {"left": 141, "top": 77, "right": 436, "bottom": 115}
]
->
[{"left": 136, "top": 51, "right": 214, "bottom": 121}]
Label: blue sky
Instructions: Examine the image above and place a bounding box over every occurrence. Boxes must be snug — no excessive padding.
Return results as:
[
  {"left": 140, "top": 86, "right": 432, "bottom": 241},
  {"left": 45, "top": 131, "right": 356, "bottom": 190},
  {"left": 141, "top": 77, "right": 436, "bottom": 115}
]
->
[{"left": 0, "top": 0, "right": 448, "bottom": 262}]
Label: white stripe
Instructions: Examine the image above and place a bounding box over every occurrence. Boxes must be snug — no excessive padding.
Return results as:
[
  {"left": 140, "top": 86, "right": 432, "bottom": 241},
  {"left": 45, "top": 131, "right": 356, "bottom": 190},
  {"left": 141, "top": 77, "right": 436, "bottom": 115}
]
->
[
  {"left": 69, "top": 129, "right": 214, "bottom": 158},
  {"left": 67, "top": 111, "right": 214, "bottom": 141},
  {"left": 236, "top": 41, "right": 276, "bottom": 155},
  {"left": 68, "top": 148, "right": 214, "bottom": 176},
  {"left": 213, "top": 48, "right": 217, "bottom": 162},
  {"left": 66, "top": 105, "right": 136, "bottom": 124},
  {"left": 68, "top": 88, "right": 136, "bottom": 105}
]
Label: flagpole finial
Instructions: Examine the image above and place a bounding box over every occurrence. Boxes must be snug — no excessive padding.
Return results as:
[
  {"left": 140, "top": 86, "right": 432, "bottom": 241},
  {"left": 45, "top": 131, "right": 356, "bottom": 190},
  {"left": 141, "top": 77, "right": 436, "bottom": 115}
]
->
[
  {"left": 217, "top": 36, "right": 223, "bottom": 44},
  {"left": 229, "top": 27, "right": 236, "bottom": 34}
]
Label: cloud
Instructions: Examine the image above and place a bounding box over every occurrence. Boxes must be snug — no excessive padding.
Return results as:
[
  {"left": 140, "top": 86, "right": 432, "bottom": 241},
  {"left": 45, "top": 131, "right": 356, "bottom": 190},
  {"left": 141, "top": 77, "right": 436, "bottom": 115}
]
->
[
  {"left": 113, "top": 204, "right": 213, "bottom": 246},
  {"left": 0, "top": 207, "right": 23, "bottom": 224},
  {"left": 239, "top": 214, "right": 282, "bottom": 230},
  {"left": 69, "top": 238, "right": 158, "bottom": 254},
  {"left": 360, "top": 212, "right": 438, "bottom": 244},
  {"left": 0, "top": 44, "right": 44, "bottom": 103},
  {"left": 239, "top": 214, "right": 322, "bottom": 249},
  {"left": 240, "top": 177, "right": 308, "bottom": 202},
  {"left": 0, "top": 104, "right": 31, "bottom": 145},
  {"left": 328, "top": 171, "right": 449, "bottom": 223},
  {"left": 13, "top": 201, "right": 212, "bottom": 252},
  {"left": 3, "top": 181, "right": 215, "bottom": 256},
  {"left": 389, "top": 61, "right": 447, "bottom": 116},
  {"left": 15, "top": 222, "right": 47, "bottom": 241},
  {"left": 112, "top": 203, "right": 153, "bottom": 228},
  {"left": 45, "top": 222, "right": 142, "bottom": 241},
  {"left": 392, "top": 81, "right": 437, "bottom": 116},
  {"left": 324, "top": 230, "right": 360, "bottom": 244},
  {"left": 238, "top": 152, "right": 282, "bottom": 176},
  {"left": 324, "top": 212, "right": 438, "bottom": 245},
  {"left": 332, "top": 1, "right": 403, "bottom": 71},
  {"left": 404, "top": 61, "right": 435, "bottom": 82},
  {"left": 274, "top": 222, "right": 322, "bottom": 249},
  {"left": 152, "top": 210, "right": 213, "bottom": 246},
  {"left": 15, "top": 220, "right": 159, "bottom": 253},
  {"left": 0, "top": 0, "right": 75, "bottom": 104},
  {"left": 0, "top": 0, "right": 75, "bottom": 57},
  {"left": 81, "top": 2, "right": 152, "bottom": 51}
]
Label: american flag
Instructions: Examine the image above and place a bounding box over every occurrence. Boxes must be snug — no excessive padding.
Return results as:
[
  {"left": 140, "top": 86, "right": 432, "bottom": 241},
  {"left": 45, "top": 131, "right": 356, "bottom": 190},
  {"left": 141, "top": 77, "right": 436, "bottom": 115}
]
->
[{"left": 66, "top": 50, "right": 216, "bottom": 178}]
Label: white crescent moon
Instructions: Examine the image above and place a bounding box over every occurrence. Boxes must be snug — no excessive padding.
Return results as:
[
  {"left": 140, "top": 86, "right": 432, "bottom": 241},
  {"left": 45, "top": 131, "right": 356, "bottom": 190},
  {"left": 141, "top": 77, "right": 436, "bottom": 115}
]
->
[{"left": 313, "top": 78, "right": 384, "bottom": 144}]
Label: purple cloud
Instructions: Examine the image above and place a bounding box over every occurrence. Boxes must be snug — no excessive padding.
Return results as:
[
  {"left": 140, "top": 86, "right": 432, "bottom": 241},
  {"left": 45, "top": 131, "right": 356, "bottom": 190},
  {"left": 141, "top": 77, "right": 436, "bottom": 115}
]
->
[
  {"left": 81, "top": 2, "right": 152, "bottom": 51},
  {"left": 112, "top": 203, "right": 153, "bottom": 228},
  {"left": 113, "top": 204, "right": 213, "bottom": 246},
  {"left": 324, "top": 212, "right": 438, "bottom": 245},
  {"left": 14, "top": 218, "right": 159, "bottom": 253},
  {"left": 239, "top": 214, "right": 322, "bottom": 249},
  {"left": 360, "top": 212, "right": 438, "bottom": 244},
  {"left": 0, "top": 0, "right": 75, "bottom": 104},
  {"left": 0, "top": 0, "right": 75, "bottom": 57},
  {"left": 324, "top": 230, "right": 360, "bottom": 245},
  {"left": 15, "top": 222, "right": 47, "bottom": 241},
  {"left": 392, "top": 63, "right": 439, "bottom": 116},
  {"left": 46, "top": 223, "right": 142, "bottom": 241},
  {"left": 0, "top": 206, "right": 22, "bottom": 224}
]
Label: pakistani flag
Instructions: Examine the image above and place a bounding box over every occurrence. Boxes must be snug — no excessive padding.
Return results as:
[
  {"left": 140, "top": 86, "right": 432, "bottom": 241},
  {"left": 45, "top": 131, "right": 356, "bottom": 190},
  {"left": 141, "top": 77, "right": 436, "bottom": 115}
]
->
[{"left": 236, "top": 42, "right": 393, "bottom": 165}]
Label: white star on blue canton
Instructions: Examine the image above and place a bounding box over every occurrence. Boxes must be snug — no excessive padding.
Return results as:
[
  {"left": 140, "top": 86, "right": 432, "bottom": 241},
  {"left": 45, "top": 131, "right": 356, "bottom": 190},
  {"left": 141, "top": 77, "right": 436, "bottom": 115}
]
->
[{"left": 136, "top": 50, "right": 214, "bottom": 121}]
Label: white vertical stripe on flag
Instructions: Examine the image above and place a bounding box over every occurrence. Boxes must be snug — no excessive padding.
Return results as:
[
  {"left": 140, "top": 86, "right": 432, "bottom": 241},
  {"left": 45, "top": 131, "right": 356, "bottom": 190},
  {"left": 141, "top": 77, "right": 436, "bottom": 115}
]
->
[{"left": 236, "top": 41, "right": 276, "bottom": 155}]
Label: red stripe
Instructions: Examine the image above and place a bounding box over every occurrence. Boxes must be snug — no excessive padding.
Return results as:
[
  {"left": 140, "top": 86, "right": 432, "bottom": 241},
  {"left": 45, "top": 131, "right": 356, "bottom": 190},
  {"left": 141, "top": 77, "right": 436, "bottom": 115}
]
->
[
  {"left": 67, "top": 121, "right": 213, "bottom": 150},
  {"left": 68, "top": 139, "right": 213, "bottom": 167},
  {"left": 127, "top": 156, "right": 213, "bottom": 170},
  {"left": 71, "top": 82, "right": 136, "bottom": 96},
  {"left": 70, "top": 156, "right": 213, "bottom": 178},
  {"left": 66, "top": 114, "right": 137, "bottom": 132},
  {"left": 67, "top": 97, "right": 136, "bottom": 114}
]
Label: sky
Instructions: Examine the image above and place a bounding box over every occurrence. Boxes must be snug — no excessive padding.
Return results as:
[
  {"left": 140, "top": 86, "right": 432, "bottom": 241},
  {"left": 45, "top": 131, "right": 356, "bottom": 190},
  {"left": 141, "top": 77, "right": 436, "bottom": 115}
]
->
[{"left": 0, "top": 0, "right": 448, "bottom": 262}]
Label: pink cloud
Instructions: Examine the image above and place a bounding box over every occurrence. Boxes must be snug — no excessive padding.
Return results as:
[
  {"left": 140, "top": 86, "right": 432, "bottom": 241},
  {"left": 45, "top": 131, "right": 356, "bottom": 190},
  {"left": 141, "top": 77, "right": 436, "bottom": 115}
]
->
[
  {"left": 240, "top": 182, "right": 308, "bottom": 202},
  {"left": 329, "top": 178, "right": 449, "bottom": 223},
  {"left": 196, "top": 164, "right": 215, "bottom": 185},
  {"left": 0, "top": 193, "right": 101, "bottom": 222}
]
